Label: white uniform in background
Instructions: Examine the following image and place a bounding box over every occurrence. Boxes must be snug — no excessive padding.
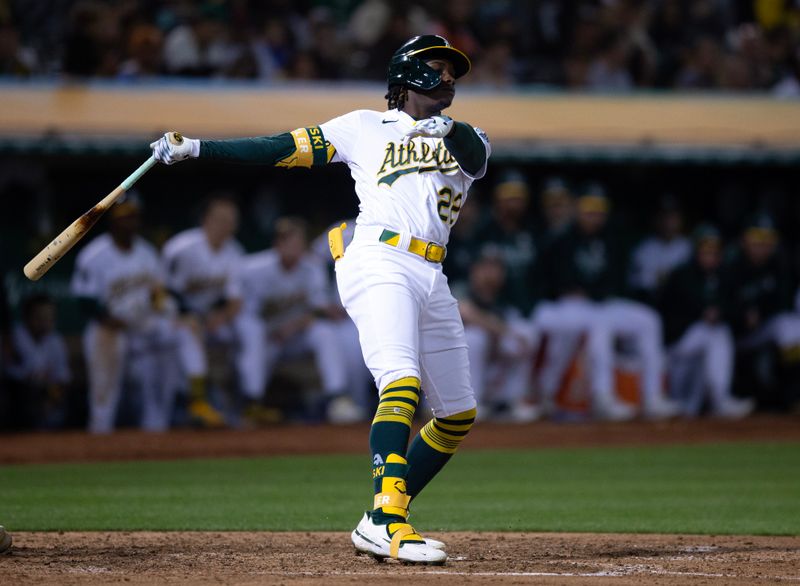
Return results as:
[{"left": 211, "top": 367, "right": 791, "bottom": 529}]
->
[
  {"left": 71, "top": 234, "right": 197, "bottom": 433},
  {"left": 162, "top": 227, "right": 245, "bottom": 317},
  {"left": 323, "top": 108, "right": 491, "bottom": 416},
  {"left": 7, "top": 324, "right": 71, "bottom": 386},
  {"left": 235, "top": 249, "right": 348, "bottom": 400},
  {"left": 629, "top": 236, "right": 691, "bottom": 294},
  {"left": 162, "top": 227, "right": 244, "bottom": 355},
  {"left": 311, "top": 221, "right": 374, "bottom": 408},
  {"left": 463, "top": 310, "right": 537, "bottom": 421}
]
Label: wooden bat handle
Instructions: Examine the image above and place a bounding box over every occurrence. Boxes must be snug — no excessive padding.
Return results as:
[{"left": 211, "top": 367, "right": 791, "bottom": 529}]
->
[{"left": 23, "top": 156, "right": 156, "bottom": 281}]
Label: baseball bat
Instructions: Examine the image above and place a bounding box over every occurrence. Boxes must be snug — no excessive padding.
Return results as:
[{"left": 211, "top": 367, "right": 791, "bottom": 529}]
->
[{"left": 22, "top": 133, "right": 182, "bottom": 281}]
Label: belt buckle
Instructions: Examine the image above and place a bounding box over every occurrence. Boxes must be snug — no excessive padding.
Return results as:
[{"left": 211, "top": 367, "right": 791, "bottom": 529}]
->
[{"left": 424, "top": 241, "right": 446, "bottom": 263}]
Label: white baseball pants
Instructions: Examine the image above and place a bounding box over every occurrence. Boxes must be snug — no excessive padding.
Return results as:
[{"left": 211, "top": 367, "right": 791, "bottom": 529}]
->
[{"left": 335, "top": 228, "right": 476, "bottom": 418}]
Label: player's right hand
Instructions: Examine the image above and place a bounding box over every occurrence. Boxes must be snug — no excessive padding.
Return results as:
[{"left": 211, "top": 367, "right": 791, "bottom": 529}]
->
[{"left": 150, "top": 131, "right": 200, "bottom": 165}]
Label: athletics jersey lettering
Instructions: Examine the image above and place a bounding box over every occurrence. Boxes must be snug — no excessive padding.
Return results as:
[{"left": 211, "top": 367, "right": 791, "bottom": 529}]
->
[
  {"left": 319, "top": 108, "right": 490, "bottom": 245},
  {"left": 376, "top": 140, "right": 459, "bottom": 186}
]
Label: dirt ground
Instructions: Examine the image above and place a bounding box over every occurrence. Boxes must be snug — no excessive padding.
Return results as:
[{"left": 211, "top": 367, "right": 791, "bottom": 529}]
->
[
  {"left": 2, "top": 415, "right": 799, "bottom": 584},
  {"left": 3, "top": 532, "right": 799, "bottom": 585}
]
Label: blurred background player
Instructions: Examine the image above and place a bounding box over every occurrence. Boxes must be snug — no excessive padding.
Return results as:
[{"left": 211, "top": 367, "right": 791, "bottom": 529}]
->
[
  {"left": 236, "top": 217, "right": 364, "bottom": 424},
  {"left": 474, "top": 170, "right": 540, "bottom": 313},
  {"left": 659, "top": 225, "right": 754, "bottom": 418},
  {"left": 538, "top": 183, "right": 680, "bottom": 420},
  {"left": 4, "top": 293, "right": 71, "bottom": 429},
  {"left": 70, "top": 197, "right": 206, "bottom": 433},
  {"left": 459, "top": 252, "right": 539, "bottom": 422},
  {"left": 162, "top": 194, "right": 243, "bottom": 426},
  {"left": 537, "top": 177, "right": 576, "bottom": 248},
  {"left": 311, "top": 220, "right": 375, "bottom": 414},
  {"left": 629, "top": 196, "right": 692, "bottom": 306},
  {"left": 725, "top": 213, "right": 800, "bottom": 410}
]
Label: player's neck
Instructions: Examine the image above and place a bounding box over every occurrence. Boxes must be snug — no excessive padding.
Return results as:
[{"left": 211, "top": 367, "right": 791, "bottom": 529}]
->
[{"left": 399, "top": 104, "right": 442, "bottom": 120}]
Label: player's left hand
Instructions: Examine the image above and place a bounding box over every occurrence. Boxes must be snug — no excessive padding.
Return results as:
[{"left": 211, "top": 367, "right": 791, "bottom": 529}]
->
[{"left": 402, "top": 115, "right": 454, "bottom": 144}]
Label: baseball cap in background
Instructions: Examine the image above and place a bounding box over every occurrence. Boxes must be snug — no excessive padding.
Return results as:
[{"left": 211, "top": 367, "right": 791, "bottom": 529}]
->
[
  {"left": 743, "top": 212, "right": 778, "bottom": 242},
  {"left": 576, "top": 182, "right": 609, "bottom": 213},
  {"left": 493, "top": 169, "right": 529, "bottom": 200},
  {"left": 543, "top": 177, "right": 571, "bottom": 197},
  {"left": 692, "top": 223, "right": 722, "bottom": 248},
  {"left": 110, "top": 192, "right": 142, "bottom": 219}
]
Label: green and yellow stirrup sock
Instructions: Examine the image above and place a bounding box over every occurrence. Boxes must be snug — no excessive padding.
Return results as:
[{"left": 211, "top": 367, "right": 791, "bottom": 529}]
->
[
  {"left": 369, "top": 376, "right": 420, "bottom": 527},
  {"left": 405, "top": 407, "right": 477, "bottom": 497}
]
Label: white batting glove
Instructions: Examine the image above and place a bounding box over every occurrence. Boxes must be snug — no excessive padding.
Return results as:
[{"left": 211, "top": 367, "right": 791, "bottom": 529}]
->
[
  {"left": 149, "top": 132, "right": 200, "bottom": 165},
  {"left": 402, "top": 115, "right": 454, "bottom": 144}
]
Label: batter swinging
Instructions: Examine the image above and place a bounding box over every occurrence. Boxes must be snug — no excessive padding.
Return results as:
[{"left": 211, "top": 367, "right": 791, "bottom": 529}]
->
[{"left": 151, "top": 35, "right": 490, "bottom": 565}]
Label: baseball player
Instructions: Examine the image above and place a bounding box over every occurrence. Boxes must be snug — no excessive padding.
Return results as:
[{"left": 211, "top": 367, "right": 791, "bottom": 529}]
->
[
  {"left": 150, "top": 34, "right": 489, "bottom": 564},
  {"left": 536, "top": 185, "right": 681, "bottom": 421},
  {"left": 659, "top": 225, "right": 754, "bottom": 418},
  {"left": 5, "top": 294, "right": 71, "bottom": 428},
  {"left": 235, "top": 217, "right": 364, "bottom": 424},
  {"left": 629, "top": 197, "right": 691, "bottom": 305},
  {"left": 725, "top": 213, "right": 800, "bottom": 408},
  {"left": 71, "top": 198, "right": 208, "bottom": 433},
  {"left": 459, "top": 252, "right": 539, "bottom": 422},
  {"left": 162, "top": 194, "right": 244, "bottom": 426}
]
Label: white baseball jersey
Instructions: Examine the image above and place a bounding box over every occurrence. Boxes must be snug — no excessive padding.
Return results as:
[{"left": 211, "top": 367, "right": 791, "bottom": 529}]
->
[
  {"left": 320, "top": 108, "right": 491, "bottom": 245},
  {"left": 162, "top": 227, "right": 244, "bottom": 314},
  {"left": 239, "top": 250, "right": 331, "bottom": 329},
  {"left": 629, "top": 236, "right": 691, "bottom": 292},
  {"left": 7, "top": 323, "right": 71, "bottom": 385},
  {"left": 71, "top": 234, "right": 163, "bottom": 326}
]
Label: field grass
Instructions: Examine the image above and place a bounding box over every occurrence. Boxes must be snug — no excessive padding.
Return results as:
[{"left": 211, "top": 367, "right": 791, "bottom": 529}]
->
[{"left": 3, "top": 442, "right": 799, "bottom": 535}]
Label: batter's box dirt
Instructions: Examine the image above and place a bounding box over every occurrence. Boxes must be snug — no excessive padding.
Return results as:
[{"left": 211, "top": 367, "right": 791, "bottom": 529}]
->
[{"left": 2, "top": 532, "right": 798, "bottom": 585}]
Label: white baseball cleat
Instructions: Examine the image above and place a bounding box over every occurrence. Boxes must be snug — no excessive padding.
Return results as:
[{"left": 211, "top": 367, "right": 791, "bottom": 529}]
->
[
  {"left": 642, "top": 396, "right": 682, "bottom": 420},
  {"left": 593, "top": 395, "right": 637, "bottom": 422},
  {"left": 351, "top": 512, "right": 447, "bottom": 564},
  {"left": 711, "top": 397, "right": 755, "bottom": 420},
  {"left": 326, "top": 395, "right": 366, "bottom": 425}
]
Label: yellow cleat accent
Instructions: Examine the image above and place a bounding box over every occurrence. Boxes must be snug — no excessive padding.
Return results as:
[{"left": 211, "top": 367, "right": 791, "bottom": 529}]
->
[{"left": 188, "top": 399, "right": 226, "bottom": 428}]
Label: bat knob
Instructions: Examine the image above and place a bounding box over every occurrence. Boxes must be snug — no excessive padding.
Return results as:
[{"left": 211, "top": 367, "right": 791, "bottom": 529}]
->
[{"left": 169, "top": 132, "right": 184, "bottom": 145}]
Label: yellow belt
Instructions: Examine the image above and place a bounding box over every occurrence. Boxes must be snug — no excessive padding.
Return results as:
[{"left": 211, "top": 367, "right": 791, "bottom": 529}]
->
[{"left": 379, "top": 229, "right": 446, "bottom": 263}]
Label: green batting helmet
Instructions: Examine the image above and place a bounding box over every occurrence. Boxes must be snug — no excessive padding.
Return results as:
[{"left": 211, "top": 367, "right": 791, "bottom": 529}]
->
[{"left": 387, "top": 35, "right": 471, "bottom": 91}]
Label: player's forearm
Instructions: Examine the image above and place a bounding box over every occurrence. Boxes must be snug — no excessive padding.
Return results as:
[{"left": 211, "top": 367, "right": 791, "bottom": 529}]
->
[
  {"left": 199, "top": 134, "right": 295, "bottom": 164},
  {"left": 199, "top": 127, "right": 333, "bottom": 168},
  {"left": 444, "top": 122, "right": 486, "bottom": 176}
]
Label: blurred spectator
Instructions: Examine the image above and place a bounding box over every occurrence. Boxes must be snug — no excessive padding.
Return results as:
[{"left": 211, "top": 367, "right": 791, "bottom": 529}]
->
[
  {"left": 628, "top": 197, "right": 692, "bottom": 305},
  {"left": 235, "top": 217, "right": 365, "bottom": 425},
  {"left": 250, "top": 17, "right": 294, "bottom": 80},
  {"left": 0, "top": 0, "right": 795, "bottom": 92},
  {"left": 118, "top": 23, "right": 164, "bottom": 80},
  {"left": 676, "top": 36, "right": 724, "bottom": 88},
  {"left": 585, "top": 31, "right": 635, "bottom": 91},
  {"left": 474, "top": 170, "right": 540, "bottom": 313},
  {"left": 725, "top": 212, "right": 800, "bottom": 409},
  {"left": 431, "top": 0, "right": 481, "bottom": 59},
  {"left": 659, "top": 225, "right": 754, "bottom": 418},
  {"left": 460, "top": 252, "right": 539, "bottom": 423},
  {"left": 162, "top": 194, "right": 244, "bottom": 423},
  {"left": 4, "top": 294, "right": 71, "bottom": 429},
  {"left": 773, "top": 47, "right": 800, "bottom": 97},
  {"left": 538, "top": 183, "right": 681, "bottom": 420},
  {"left": 162, "top": 6, "right": 235, "bottom": 76},
  {"left": 468, "top": 38, "right": 516, "bottom": 88},
  {"left": 0, "top": 23, "right": 36, "bottom": 75},
  {"left": 62, "top": 0, "right": 121, "bottom": 77}
]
